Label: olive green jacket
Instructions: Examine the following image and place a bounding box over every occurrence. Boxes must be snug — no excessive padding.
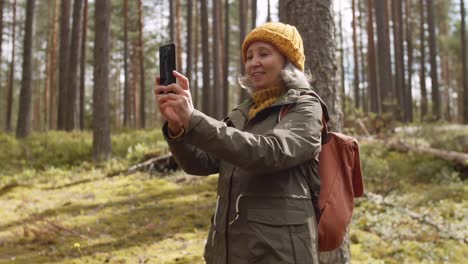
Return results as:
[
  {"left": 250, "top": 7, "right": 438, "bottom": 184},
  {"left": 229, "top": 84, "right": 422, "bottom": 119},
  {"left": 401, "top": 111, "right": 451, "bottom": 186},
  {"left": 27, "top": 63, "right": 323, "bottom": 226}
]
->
[{"left": 163, "top": 88, "right": 323, "bottom": 264}]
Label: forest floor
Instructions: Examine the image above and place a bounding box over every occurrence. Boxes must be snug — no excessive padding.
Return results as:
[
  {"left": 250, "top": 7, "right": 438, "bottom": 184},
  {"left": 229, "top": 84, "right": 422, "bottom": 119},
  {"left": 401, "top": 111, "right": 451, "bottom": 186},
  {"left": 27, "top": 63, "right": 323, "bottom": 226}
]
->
[{"left": 0, "top": 126, "right": 467, "bottom": 263}]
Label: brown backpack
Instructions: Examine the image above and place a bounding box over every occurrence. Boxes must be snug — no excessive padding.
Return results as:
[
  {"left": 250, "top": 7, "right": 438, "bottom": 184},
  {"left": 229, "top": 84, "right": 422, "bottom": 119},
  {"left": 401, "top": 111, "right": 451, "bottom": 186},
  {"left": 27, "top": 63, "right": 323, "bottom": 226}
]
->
[{"left": 280, "top": 92, "right": 364, "bottom": 252}]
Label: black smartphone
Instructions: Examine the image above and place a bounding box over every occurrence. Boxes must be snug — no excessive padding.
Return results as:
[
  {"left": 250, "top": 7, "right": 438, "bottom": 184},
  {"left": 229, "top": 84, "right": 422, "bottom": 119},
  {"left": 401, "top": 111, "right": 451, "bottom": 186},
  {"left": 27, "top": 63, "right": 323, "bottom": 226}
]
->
[{"left": 159, "top": 42, "right": 176, "bottom": 86}]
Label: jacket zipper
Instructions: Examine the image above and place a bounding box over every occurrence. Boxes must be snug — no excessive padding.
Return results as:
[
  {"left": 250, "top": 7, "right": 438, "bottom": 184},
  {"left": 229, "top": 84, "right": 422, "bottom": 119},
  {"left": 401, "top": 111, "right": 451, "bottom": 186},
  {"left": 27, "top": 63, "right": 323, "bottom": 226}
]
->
[{"left": 225, "top": 168, "right": 235, "bottom": 264}]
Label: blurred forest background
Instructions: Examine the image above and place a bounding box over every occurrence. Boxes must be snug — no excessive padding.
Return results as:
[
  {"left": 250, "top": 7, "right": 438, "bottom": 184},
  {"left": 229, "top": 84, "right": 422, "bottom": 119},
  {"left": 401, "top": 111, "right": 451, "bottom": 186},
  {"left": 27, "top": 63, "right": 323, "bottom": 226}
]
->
[{"left": 0, "top": 0, "right": 467, "bottom": 263}]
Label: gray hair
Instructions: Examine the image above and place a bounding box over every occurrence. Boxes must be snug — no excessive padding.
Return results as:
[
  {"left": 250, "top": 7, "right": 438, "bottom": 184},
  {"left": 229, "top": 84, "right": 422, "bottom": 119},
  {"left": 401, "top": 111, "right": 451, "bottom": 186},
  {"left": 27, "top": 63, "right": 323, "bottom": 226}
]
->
[{"left": 237, "top": 61, "right": 312, "bottom": 93}]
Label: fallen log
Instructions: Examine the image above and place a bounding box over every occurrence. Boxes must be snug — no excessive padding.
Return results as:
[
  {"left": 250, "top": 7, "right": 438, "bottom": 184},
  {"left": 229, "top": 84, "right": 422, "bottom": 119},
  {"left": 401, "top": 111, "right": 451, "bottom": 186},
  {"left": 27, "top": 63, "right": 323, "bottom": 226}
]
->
[
  {"left": 387, "top": 140, "right": 468, "bottom": 167},
  {"left": 107, "top": 153, "right": 179, "bottom": 177}
]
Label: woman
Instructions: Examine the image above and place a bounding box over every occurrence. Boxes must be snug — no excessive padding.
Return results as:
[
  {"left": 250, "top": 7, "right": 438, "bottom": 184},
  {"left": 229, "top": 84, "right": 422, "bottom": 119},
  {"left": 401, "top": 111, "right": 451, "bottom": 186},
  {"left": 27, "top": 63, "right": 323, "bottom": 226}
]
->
[{"left": 155, "top": 22, "right": 325, "bottom": 264}]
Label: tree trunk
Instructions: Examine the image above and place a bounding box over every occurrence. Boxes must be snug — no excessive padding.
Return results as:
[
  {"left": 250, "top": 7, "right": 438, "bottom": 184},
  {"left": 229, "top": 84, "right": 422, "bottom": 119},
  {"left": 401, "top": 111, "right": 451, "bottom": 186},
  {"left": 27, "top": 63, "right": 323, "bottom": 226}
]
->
[
  {"left": 0, "top": 0, "right": 4, "bottom": 100},
  {"left": 200, "top": 0, "right": 211, "bottom": 115},
  {"left": 138, "top": 0, "right": 145, "bottom": 128},
  {"left": 251, "top": 0, "right": 257, "bottom": 29},
  {"left": 374, "top": 0, "right": 394, "bottom": 117},
  {"left": 359, "top": 0, "right": 367, "bottom": 113},
  {"left": 193, "top": 0, "right": 199, "bottom": 109},
  {"left": 267, "top": 0, "right": 271, "bottom": 22},
  {"left": 58, "top": 0, "right": 71, "bottom": 130},
  {"left": 426, "top": 0, "right": 440, "bottom": 120},
  {"left": 131, "top": 44, "right": 140, "bottom": 128},
  {"left": 65, "top": 0, "right": 84, "bottom": 131},
  {"left": 213, "top": 0, "right": 223, "bottom": 119},
  {"left": 339, "top": 3, "right": 346, "bottom": 111},
  {"left": 5, "top": 0, "right": 16, "bottom": 132},
  {"left": 419, "top": 0, "right": 428, "bottom": 120},
  {"left": 79, "top": 0, "right": 88, "bottom": 130},
  {"left": 48, "top": 0, "right": 60, "bottom": 130},
  {"left": 462, "top": 0, "right": 468, "bottom": 123},
  {"left": 404, "top": 0, "right": 414, "bottom": 122},
  {"left": 93, "top": 0, "right": 112, "bottom": 161},
  {"left": 392, "top": 0, "right": 405, "bottom": 121},
  {"left": 280, "top": 0, "right": 343, "bottom": 132},
  {"left": 223, "top": 0, "right": 230, "bottom": 117},
  {"left": 186, "top": 0, "right": 193, "bottom": 87},
  {"left": 175, "top": 0, "right": 182, "bottom": 73},
  {"left": 238, "top": 0, "right": 248, "bottom": 103},
  {"left": 123, "top": 0, "right": 130, "bottom": 127},
  {"left": 169, "top": 0, "right": 174, "bottom": 41},
  {"left": 279, "top": 1, "right": 345, "bottom": 260},
  {"left": 16, "top": 0, "right": 36, "bottom": 138},
  {"left": 367, "top": 0, "right": 379, "bottom": 114},
  {"left": 352, "top": 0, "right": 360, "bottom": 109}
]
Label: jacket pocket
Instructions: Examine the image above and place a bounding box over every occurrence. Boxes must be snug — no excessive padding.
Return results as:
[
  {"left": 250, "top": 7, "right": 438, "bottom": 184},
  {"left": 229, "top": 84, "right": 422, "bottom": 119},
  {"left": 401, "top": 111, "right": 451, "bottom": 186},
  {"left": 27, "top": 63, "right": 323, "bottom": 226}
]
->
[{"left": 246, "top": 209, "right": 313, "bottom": 264}]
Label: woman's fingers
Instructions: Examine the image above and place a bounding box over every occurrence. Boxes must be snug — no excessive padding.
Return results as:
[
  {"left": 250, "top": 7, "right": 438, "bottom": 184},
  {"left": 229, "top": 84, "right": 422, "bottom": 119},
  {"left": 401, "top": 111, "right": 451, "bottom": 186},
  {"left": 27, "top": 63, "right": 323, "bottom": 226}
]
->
[{"left": 173, "top": 70, "right": 190, "bottom": 90}]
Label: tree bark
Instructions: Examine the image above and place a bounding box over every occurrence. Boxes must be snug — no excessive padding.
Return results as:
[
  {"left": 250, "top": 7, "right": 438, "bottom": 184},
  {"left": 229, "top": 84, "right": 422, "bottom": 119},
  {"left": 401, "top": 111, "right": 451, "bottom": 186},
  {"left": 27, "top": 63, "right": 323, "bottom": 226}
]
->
[
  {"left": 404, "top": 0, "right": 413, "bottom": 122},
  {"left": 79, "top": 0, "right": 88, "bottom": 130},
  {"left": 279, "top": 0, "right": 343, "bottom": 132},
  {"left": 339, "top": 3, "right": 346, "bottom": 111},
  {"left": 367, "top": 0, "right": 379, "bottom": 114},
  {"left": 193, "top": 0, "right": 199, "bottom": 109},
  {"left": 5, "top": 0, "right": 16, "bottom": 132},
  {"left": 238, "top": 0, "right": 248, "bottom": 104},
  {"left": 47, "top": 0, "right": 60, "bottom": 130},
  {"left": 123, "top": 0, "right": 130, "bottom": 127},
  {"left": 93, "top": 0, "right": 112, "bottom": 161},
  {"left": 267, "top": 0, "right": 271, "bottom": 22},
  {"left": 462, "top": 0, "right": 468, "bottom": 123},
  {"left": 16, "top": 0, "right": 36, "bottom": 138},
  {"left": 223, "top": 0, "right": 230, "bottom": 117},
  {"left": 426, "top": 0, "right": 440, "bottom": 120},
  {"left": 419, "top": 0, "right": 428, "bottom": 120},
  {"left": 392, "top": 0, "right": 405, "bottom": 121},
  {"left": 138, "top": 0, "right": 145, "bottom": 128},
  {"left": 58, "top": 0, "right": 71, "bottom": 130},
  {"left": 251, "top": 0, "right": 257, "bottom": 29},
  {"left": 65, "top": 0, "right": 84, "bottom": 131},
  {"left": 169, "top": 0, "right": 174, "bottom": 42},
  {"left": 0, "top": 0, "right": 4, "bottom": 100},
  {"left": 213, "top": 0, "right": 224, "bottom": 119},
  {"left": 358, "top": 0, "right": 367, "bottom": 113},
  {"left": 374, "top": 0, "right": 394, "bottom": 117},
  {"left": 186, "top": 0, "right": 193, "bottom": 87},
  {"left": 200, "top": 0, "right": 211, "bottom": 115},
  {"left": 175, "top": 0, "right": 182, "bottom": 73},
  {"left": 352, "top": 0, "right": 360, "bottom": 109}
]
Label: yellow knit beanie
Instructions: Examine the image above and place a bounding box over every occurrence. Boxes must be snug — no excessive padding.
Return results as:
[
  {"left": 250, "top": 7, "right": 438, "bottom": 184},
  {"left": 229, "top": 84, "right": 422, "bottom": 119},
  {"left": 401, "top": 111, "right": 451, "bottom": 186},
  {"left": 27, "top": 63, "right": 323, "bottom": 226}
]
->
[{"left": 242, "top": 22, "right": 305, "bottom": 71}]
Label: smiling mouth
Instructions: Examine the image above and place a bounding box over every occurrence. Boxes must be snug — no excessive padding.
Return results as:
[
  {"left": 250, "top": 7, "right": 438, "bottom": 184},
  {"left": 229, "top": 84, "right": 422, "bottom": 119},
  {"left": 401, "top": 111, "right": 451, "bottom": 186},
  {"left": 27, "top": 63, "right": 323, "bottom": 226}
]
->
[{"left": 252, "top": 72, "right": 265, "bottom": 76}]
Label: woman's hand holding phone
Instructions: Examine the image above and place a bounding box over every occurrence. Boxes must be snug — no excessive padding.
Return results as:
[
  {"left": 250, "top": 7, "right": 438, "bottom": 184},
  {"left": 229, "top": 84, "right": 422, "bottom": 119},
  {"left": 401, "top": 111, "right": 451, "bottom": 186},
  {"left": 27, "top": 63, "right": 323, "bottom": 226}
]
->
[{"left": 155, "top": 71, "right": 194, "bottom": 136}]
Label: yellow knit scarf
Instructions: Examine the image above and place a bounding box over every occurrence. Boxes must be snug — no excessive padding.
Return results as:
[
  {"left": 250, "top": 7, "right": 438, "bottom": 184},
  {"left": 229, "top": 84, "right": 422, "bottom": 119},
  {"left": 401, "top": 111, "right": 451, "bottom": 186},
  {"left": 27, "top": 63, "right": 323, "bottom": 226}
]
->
[{"left": 248, "top": 84, "right": 286, "bottom": 120}]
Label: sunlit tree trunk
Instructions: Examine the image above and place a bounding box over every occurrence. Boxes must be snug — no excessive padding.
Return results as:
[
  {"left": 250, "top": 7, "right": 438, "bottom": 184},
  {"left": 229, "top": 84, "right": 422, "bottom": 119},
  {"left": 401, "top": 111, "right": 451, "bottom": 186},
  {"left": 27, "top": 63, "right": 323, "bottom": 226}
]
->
[
  {"left": 0, "top": 0, "right": 4, "bottom": 103},
  {"left": 16, "top": 0, "right": 36, "bottom": 138},
  {"left": 359, "top": 0, "right": 367, "bottom": 113},
  {"left": 48, "top": 0, "right": 60, "bottom": 130},
  {"left": 93, "top": 0, "right": 112, "bottom": 161}
]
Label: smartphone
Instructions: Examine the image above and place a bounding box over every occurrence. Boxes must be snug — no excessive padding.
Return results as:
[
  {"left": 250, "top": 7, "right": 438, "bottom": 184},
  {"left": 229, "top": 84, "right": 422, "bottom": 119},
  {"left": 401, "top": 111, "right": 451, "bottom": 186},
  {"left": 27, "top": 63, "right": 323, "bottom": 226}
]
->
[{"left": 159, "top": 42, "right": 176, "bottom": 86}]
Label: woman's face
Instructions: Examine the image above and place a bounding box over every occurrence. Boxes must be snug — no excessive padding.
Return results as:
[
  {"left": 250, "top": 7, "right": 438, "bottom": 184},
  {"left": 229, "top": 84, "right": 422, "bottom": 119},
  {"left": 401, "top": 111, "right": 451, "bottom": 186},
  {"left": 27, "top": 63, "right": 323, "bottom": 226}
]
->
[{"left": 245, "top": 41, "right": 286, "bottom": 90}]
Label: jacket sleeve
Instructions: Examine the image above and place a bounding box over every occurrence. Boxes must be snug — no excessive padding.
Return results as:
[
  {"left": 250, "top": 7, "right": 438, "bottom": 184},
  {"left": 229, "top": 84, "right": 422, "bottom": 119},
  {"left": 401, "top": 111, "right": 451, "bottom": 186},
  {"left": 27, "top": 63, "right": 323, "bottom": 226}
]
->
[
  {"left": 163, "top": 122, "right": 220, "bottom": 176},
  {"left": 182, "top": 95, "right": 322, "bottom": 174}
]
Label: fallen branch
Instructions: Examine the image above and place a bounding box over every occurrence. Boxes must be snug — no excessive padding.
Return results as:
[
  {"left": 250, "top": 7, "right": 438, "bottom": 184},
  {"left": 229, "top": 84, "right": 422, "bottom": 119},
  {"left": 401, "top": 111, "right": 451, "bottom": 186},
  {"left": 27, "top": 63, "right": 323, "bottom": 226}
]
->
[
  {"left": 386, "top": 140, "right": 468, "bottom": 167},
  {"left": 107, "top": 153, "right": 179, "bottom": 177}
]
